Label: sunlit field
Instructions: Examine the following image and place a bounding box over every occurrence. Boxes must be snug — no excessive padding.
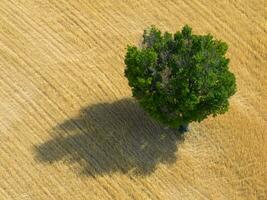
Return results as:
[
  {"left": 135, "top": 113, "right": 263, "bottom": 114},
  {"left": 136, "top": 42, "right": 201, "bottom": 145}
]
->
[{"left": 0, "top": 0, "right": 266, "bottom": 199}]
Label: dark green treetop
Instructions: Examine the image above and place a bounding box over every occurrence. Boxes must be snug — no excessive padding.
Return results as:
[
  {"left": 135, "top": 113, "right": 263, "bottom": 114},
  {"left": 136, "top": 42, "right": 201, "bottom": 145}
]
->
[{"left": 124, "top": 25, "right": 236, "bottom": 128}]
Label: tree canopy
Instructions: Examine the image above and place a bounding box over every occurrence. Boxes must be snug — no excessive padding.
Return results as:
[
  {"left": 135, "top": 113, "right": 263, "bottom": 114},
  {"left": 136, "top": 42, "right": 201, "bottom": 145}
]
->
[{"left": 124, "top": 25, "right": 236, "bottom": 129}]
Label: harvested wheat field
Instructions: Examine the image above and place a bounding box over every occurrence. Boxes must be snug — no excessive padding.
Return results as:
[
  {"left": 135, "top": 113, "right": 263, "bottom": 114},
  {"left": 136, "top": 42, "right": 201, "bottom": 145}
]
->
[{"left": 0, "top": 0, "right": 266, "bottom": 199}]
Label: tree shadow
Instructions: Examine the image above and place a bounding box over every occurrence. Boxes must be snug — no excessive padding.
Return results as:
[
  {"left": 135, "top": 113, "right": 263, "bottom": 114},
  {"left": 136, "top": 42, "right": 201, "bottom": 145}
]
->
[{"left": 34, "top": 98, "right": 184, "bottom": 176}]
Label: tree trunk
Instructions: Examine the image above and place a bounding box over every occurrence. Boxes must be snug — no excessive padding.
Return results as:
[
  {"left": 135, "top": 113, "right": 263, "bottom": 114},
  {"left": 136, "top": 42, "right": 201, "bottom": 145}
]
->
[{"left": 178, "top": 123, "right": 189, "bottom": 133}]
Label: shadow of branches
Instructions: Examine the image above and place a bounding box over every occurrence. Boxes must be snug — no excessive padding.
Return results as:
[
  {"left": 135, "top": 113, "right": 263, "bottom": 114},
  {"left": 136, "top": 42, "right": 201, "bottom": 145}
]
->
[{"left": 34, "top": 98, "right": 184, "bottom": 176}]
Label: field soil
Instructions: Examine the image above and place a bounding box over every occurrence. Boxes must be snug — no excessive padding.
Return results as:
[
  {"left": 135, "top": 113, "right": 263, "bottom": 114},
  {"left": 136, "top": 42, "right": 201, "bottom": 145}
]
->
[{"left": 0, "top": 0, "right": 266, "bottom": 199}]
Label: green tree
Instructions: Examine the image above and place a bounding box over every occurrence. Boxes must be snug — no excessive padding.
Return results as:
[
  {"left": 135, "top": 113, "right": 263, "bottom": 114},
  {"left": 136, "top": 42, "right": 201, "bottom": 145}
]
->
[{"left": 124, "top": 25, "right": 236, "bottom": 133}]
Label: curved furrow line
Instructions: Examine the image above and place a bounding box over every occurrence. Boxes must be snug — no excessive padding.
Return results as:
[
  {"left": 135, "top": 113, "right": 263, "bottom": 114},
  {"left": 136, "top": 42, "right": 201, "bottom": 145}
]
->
[
  {"left": 0, "top": 75, "right": 114, "bottom": 199},
  {"left": 152, "top": 0, "right": 192, "bottom": 27},
  {"left": 48, "top": 0, "right": 126, "bottom": 98},
  {"left": 0, "top": 44, "right": 133, "bottom": 198},
  {"left": 230, "top": 1, "right": 266, "bottom": 32},
  {"left": 86, "top": 0, "right": 171, "bottom": 101},
  {"left": 204, "top": 130, "right": 236, "bottom": 170},
  {"left": 0, "top": 102, "right": 58, "bottom": 200},
  {"left": 0, "top": 119, "right": 27, "bottom": 200},
  {"left": 0, "top": 44, "right": 136, "bottom": 186},
  {"left": 0, "top": 46, "right": 117, "bottom": 165},
  {"left": 90, "top": 0, "right": 146, "bottom": 38},
  {"left": 187, "top": 0, "right": 265, "bottom": 59},
  {"left": 233, "top": 94, "right": 266, "bottom": 121},
  {"left": 7, "top": 0, "right": 89, "bottom": 48},
  {"left": 198, "top": 0, "right": 267, "bottom": 57},
  {"left": 0, "top": 64, "right": 116, "bottom": 200},
  {"left": 0, "top": 141, "right": 31, "bottom": 199},
  {"left": 2, "top": 1, "right": 112, "bottom": 102},
  {"left": 0, "top": 87, "right": 51, "bottom": 146},
  {"left": 135, "top": 0, "right": 165, "bottom": 26},
  {"left": 47, "top": 0, "right": 125, "bottom": 84},
  {"left": 111, "top": 0, "right": 153, "bottom": 31},
  {"left": 48, "top": 0, "right": 126, "bottom": 99},
  {"left": 157, "top": 0, "right": 266, "bottom": 84},
  {"left": 163, "top": 0, "right": 262, "bottom": 64},
  {"left": 62, "top": 1, "right": 134, "bottom": 97},
  {"left": 182, "top": 0, "right": 265, "bottom": 62},
  {"left": 76, "top": 0, "right": 141, "bottom": 95},
  {"left": 0, "top": 44, "right": 107, "bottom": 153},
  {"left": 76, "top": 0, "right": 131, "bottom": 47},
  {"left": 239, "top": 0, "right": 266, "bottom": 18},
  {"left": 0, "top": 34, "right": 85, "bottom": 113},
  {"left": 170, "top": 163, "right": 211, "bottom": 200},
  {"left": 5, "top": 0, "right": 117, "bottom": 102},
  {"left": 3, "top": 1, "right": 77, "bottom": 64},
  {"left": 0, "top": 59, "right": 74, "bottom": 132},
  {"left": 7, "top": 0, "right": 94, "bottom": 62},
  {"left": 106, "top": 0, "right": 159, "bottom": 51},
  {"left": 145, "top": 163, "right": 187, "bottom": 199},
  {"left": 0, "top": 10, "right": 88, "bottom": 104},
  {"left": 0, "top": 123, "right": 60, "bottom": 200},
  {"left": 0, "top": 54, "right": 69, "bottom": 134},
  {"left": 47, "top": 0, "right": 113, "bottom": 48},
  {"left": 167, "top": 151, "right": 216, "bottom": 198},
  {"left": 155, "top": 165, "right": 194, "bottom": 198}
]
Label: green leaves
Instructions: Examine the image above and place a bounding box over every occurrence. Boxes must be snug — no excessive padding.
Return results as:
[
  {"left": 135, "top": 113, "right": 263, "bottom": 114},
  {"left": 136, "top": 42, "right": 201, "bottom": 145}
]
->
[
  {"left": 181, "top": 25, "right": 192, "bottom": 38},
  {"left": 124, "top": 25, "right": 237, "bottom": 128}
]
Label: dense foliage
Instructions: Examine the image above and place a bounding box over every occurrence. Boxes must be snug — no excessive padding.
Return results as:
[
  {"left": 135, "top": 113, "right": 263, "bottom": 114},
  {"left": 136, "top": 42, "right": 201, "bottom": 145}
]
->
[{"left": 124, "top": 25, "right": 236, "bottom": 129}]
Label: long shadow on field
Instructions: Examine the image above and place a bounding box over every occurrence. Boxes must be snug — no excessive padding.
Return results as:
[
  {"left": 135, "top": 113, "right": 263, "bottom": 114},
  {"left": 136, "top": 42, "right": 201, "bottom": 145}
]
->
[{"left": 34, "top": 98, "right": 183, "bottom": 176}]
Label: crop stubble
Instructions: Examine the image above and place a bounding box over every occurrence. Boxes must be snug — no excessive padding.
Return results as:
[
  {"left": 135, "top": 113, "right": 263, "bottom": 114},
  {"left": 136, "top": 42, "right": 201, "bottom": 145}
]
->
[{"left": 0, "top": 0, "right": 266, "bottom": 199}]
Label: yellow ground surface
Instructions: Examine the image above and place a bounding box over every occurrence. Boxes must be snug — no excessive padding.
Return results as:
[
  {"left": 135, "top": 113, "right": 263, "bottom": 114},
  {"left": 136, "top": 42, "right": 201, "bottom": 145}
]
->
[{"left": 0, "top": 0, "right": 266, "bottom": 199}]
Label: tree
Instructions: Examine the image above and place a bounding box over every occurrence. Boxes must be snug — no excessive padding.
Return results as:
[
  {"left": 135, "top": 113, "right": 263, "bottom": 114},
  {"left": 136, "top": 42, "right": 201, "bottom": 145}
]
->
[{"left": 124, "top": 25, "right": 236, "bottom": 133}]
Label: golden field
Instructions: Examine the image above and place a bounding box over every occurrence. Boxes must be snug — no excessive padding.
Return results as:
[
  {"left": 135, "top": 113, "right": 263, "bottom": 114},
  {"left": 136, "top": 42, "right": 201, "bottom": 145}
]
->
[{"left": 0, "top": 0, "right": 266, "bottom": 199}]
